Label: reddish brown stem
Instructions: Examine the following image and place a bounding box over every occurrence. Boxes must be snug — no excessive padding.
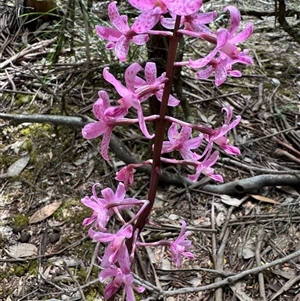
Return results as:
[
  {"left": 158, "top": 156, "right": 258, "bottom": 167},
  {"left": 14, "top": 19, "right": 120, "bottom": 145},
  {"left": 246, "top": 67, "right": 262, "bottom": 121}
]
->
[{"left": 132, "top": 16, "right": 182, "bottom": 238}]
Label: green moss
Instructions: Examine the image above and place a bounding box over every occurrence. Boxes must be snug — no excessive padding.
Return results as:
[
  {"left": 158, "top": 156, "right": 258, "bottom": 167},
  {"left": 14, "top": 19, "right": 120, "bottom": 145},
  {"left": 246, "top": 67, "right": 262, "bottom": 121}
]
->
[
  {"left": 20, "top": 123, "right": 53, "bottom": 138},
  {"left": 4, "top": 261, "right": 38, "bottom": 278},
  {"left": 20, "top": 138, "right": 33, "bottom": 152},
  {"left": 13, "top": 215, "right": 29, "bottom": 227},
  {"left": 14, "top": 94, "right": 33, "bottom": 107},
  {"left": 0, "top": 154, "right": 16, "bottom": 169},
  {"left": 28, "top": 260, "right": 38, "bottom": 275},
  {"left": 77, "top": 239, "right": 95, "bottom": 258},
  {"left": 21, "top": 262, "right": 37, "bottom": 276},
  {"left": 82, "top": 274, "right": 105, "bottom": 301},
  {"left": 14, "top": 265, "right": 26, "bottom": 277},
  {"left": 53, "top": 199, "right": 92, "bottom": 226},
  {"left": 0, "top": 234, "right": 8, "bottom": 247},
  {"left": 85, "top": 288, "right": 102, "bottom": 301}
]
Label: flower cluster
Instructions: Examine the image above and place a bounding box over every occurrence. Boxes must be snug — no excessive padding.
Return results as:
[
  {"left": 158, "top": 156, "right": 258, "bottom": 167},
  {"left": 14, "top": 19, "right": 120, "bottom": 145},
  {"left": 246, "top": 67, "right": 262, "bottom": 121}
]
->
[{"left": 81, "top": 1, "right": 253, "bottom": 300}]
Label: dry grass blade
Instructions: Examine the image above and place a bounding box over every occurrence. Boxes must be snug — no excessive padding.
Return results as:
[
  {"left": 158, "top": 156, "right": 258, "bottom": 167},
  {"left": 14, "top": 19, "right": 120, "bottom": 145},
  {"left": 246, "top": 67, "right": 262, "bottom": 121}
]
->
[{"left": 250, "top": 194, "right": 280, "bottom": 204}]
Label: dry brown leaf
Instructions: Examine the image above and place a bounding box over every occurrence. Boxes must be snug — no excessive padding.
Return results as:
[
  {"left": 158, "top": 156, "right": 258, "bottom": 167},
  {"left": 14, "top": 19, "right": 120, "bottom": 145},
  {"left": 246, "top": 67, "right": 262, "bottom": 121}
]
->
[
  {"left": 238, "top": 239, "right": 256, "bottom": 259},
  {"left": 216, "top": 212, "right": 225, "bottom": 227},
  {"left": 220, "top": 194, "right": 243, "bottom": 207},
  {"left": 8, "top": 243, "right": 37, "bottom": 258},
  {"left": 230, "top": 282, "right": 254, "bottom": 301},
  {"left": 0, "top": 153, "right": 30, "bottom": 178},
  {"left": 271, "top": 267, "right": 297, "bottom": 280},
  {"left": 250, "top": 194, "right": 279, "bottom": 205},
  {"left": 276, "top": 186, "right": 300, "bottom": 196},
  {"left": 29, "top": 201, "right": 62, "bottom": 224}
]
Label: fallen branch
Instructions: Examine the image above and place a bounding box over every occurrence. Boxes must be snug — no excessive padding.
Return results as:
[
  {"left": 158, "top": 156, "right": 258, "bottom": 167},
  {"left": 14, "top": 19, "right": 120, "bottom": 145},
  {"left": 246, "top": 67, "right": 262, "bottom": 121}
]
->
[
  {"left": 201, "top": 174, "right": 300, "bottom": 194},
  {"left": 161, "top": 248, "right": 300, "bottom": 297},
  {"left": 1, "top": 113, "right": 300, "bottom": 194}
]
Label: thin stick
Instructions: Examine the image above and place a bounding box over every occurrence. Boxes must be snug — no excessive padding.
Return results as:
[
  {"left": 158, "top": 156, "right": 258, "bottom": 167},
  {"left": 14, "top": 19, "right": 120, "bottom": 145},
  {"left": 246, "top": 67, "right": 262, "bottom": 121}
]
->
[{"left": 255, "top": 228, "right": 266, "bottom": 301}]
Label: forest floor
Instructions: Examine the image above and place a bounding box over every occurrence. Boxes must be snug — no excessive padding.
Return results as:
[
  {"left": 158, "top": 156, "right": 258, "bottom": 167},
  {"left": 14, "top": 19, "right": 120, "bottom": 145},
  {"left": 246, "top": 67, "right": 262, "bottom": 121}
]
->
[{"left": 0, "top": 0, "right": 300, "bottom": 300}]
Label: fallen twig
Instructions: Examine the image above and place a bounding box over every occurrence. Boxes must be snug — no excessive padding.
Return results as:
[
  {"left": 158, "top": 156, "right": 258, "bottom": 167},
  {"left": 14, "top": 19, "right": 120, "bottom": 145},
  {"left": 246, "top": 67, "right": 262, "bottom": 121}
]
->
[
  {"left": 255, "top": 228, "right": 266, "bottom": 301},
  {"left": 0, "top": 37, "right": 57, "bottom": 69},
  {"left": 1, "top": 113, "right": 300, "bottom": 195},
  {"left": 161, "top": 248, "right": 300, "bottom": 297},
  {"left": 201, "top": 174, "right": 300, "bottom": 194},
  {"left": 270, "top": 274, "right": 300, "bottom": 301}
]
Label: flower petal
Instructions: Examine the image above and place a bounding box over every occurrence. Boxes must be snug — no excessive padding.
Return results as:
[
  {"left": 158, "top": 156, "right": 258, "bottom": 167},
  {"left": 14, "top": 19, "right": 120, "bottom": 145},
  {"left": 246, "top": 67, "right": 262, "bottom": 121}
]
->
[
  {"left": 230, "top": 23, "right": 253, "bottom": 44},
  {"left": 196, "top": 65, "right": 214, "bottom": 79},
  {"left": 166, "top": 0, "right": 202, "bottom": 16},
  {"left": 128, "top": 0, "right": 155, "bottom": 11},
  {"left": 88, "top": 228, "right": 115, "bottom": 242},
  {"left": 115, "top": 35, "right": 130, "bottom": 61},
  {"left": 114, "top": 182, "right": 126, "bottom": 202},
  {"left": 224, "top": 6, "right": 241, "bottom": 38},
  {"left": 125, "top": 63, "right": 143, "bottom": 92},
  {"left": 132, "top": 34, "right": 149, "bottom": 45},
  {"left": 82, "top": 121, "right": 107, "bottom": 139},
  {"left": 160, "top": 16, "right": 177, "bottom": 29},
  {"left": 190, "top": 30, "right": 229, "bottom": 68},
  {"left": 144, "top": 62, "right": 157, "bottom": 84},
  {"left": 108, "top": 2, "right": 129, "bottom": 33},
  {"left": 132, "top": 9, "right": 161, "bottom": 33},
  {"left": 103, "top": 67, "right": 129, "bottom": 97},
  {"left": 215, "top": 63, "right": 227, "bottom": 86},
  {"left": 101, "top": 126, "right": 113, "bottom": 160},
  {"left": 131, "top": 97, "right": 154, "bottom": 139},
  {"left": 95, "top": 25, "right": 121, "bottom": 41},
  {"left": 167, "top": 122, "right": 179, "bottom": 142}
]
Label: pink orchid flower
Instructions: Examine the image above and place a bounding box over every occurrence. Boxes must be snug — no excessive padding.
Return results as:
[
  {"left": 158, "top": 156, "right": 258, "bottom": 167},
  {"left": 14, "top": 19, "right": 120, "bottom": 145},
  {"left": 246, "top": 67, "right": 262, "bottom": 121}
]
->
[
  {"left": 103, "top": 62, "right": 179, "bottom": 139},
  {"left": 208, "top": 106, "right": 241, "bottom": 155},
  {"left": 99, "top": 242, "right": 145, "bottom": 301},
  {"left": 189, "top": 6, "right": 253, "bottom": 69},
  {"left": 188, "top": 150, "right": 223, "bottom": 182},
  {"left": 161, "top": 123, "right": 203, "bottom": 160},
  {"left": 161, "top": 11, "right": 217, "bottom": 33},
  {"left": 134, "top": 62, "right": 180, "bottom": 106},
  {"left": 81, "top": 182, "right": 143, "bottom": 231},
  {"left": 82, "top": 90, "right": 128, "bottom": 160},
  {"left": 116, "top": 160, "right": 153, "bottom": 189},
  {"left": 130, "top": 0, "right": 202, "bottom": 33},
  {"left": 95, "top": 2, "right": 149, "bottom": 61},
  {"left": 195, "top": 52, "right": 250, "bottom": 86},
  {"left": 170, "top": 220, "right": 195, "bottom": 268},
  {"left": 89, "top": 224, "right": 133, "bottom": 267},
  {"left": 115, "top": 166, "right": 135, "bottom": 189},
  {"left": 103, "top": 64, "right": 154, "bottom": 139}
]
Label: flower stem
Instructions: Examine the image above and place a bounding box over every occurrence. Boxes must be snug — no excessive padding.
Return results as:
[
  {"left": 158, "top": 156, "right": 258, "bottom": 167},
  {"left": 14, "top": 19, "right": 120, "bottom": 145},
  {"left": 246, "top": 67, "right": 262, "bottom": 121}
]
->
[{"left": 132, "top": 16, "right": 182, "bottom": 241}]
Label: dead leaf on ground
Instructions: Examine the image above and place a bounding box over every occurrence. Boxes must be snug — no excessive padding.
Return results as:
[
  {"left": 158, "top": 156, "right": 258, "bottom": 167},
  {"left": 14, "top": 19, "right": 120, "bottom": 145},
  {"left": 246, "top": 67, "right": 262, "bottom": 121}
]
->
[
  {"left": 238, "top": 239, "right": 256, "bottom": 259},
  {"left": 250, "top": 194, "right": 280, "bottom": 204},
  {"left": 271, "top": 267, "right": 297, "bottom": 280},
  {"left": 29, "top": 201, "right": 62, "bottom": 224},
  {"left": 220, "top": 194, "right": 243, "bottom": 207},
  {"left": 7, "top": 243, "right": 37, "bottom": 258},
  {"left": 230, "top": 282, "right": 255, "bottom": 301},
  {"left": 216, "top": 211, "right": 225, "bottom": 227},
  {"left": 0, "top": 153, "right": 30, "bottom": 178},
  {"left": 276, "top": 186, "right": 300, "bottom": 196}
]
